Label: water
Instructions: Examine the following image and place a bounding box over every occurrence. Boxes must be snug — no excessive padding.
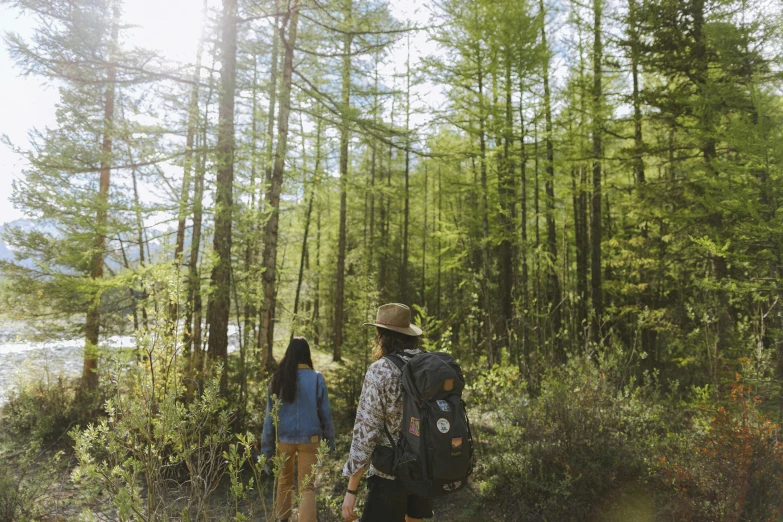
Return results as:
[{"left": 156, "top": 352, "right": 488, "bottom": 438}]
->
[
  {"left": 0, "top": 322, "right": 242, "bottom": 402},
  {"left": 0, "top": 322, "right": 133, "bottom": 402}
]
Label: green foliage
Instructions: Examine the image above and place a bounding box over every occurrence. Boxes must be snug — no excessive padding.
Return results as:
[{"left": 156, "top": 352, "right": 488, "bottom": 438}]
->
[
  {"left": 0, "top": 440, "right": 63, "bottom": 522},
  {"left": 72, "top": 363, "right": 235, "bottom": 520},
  {"left": 473, "top": 357, "right": 664, "bottom": 521},
  {"left": 655, "top": 376, "right": 783, "bottom": 522},
  {"left": 3, "top": 0, "right": 783, "bottom": 518},
  {"left": 1, "top": 363, "right": 99, "bottom": 444}
]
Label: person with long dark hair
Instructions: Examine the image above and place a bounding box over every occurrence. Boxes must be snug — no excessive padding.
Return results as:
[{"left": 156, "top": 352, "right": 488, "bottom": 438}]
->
[
  {"left": 261, "top": 337, "right": 335, "bottom": 522},
  {"left": 341, "top": 303, "right": 433, "bottom": 522}
]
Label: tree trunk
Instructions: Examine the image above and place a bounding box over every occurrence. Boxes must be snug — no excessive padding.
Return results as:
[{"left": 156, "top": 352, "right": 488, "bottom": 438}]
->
[
  {"left": 261, "top": 1, "right": 301, "bottom": 370},
  {"left": 256, "top": 9, "right": 281, "bottom": 366},
  {"left": 118, "top": 238, "right": 139, "bottom": 331},
  {"left": 539, "top": 0, "right": 562, "bottom": 360},
  {"left": 519, "top": 87, "right": 529, "bottom": 371},
  {"left": 477, "top": 49, "right": 494, "bottom": 365},
  {"left": 436, "top": 166, "right": 443, "bottom": 327},
  {"left": 312, "top": 200, "right": 322, "bottom": 346},
  {"left": 368, "top": 55, "right": 380, "bottom": 274},
  {"left": 130, "top": 167, "right": 149, "bottom": 330},
  {"left": 422, "top": 164, "right": 428, "bottom": 307},
  {"left": 573, "top": 163, "right": 588, "bottom": 349},
  {"left": 498, "top": 52, "right": 515, "bottom": 360},
  {"left": 184, "top": 48, "right": 217, "bottom": 372},
  {"left": 186, "top": 135, "right": 207, "bottom": 371},
  {"left": 334, "top": 0, "right": 352, "bottom": 362},
  {"left": 379, "top": 100, "right": 394, "bottom": 301},
  {"left": 169, "top": 1, "right": 206, "bottom": 331},
  {"left": 401, "top": 37, "right": 412, "bottom": 306},
  {"left": 533, "top": 116, "right": 542, "bottom": 360},
  {"left": 629, "top": 0, "right": 644, "bottom": 185},
  {"left": 206, "top": 0, "right": 238, "bottom": 394},
  {"left": 590, "top": 0, "right": 604, "bottom": 345},
  {"left": 293, "top": 119, "right": 323, "bottom": 334},
  {"left": 83, "top": 3, "right": 119, "bottom": 389},
  {"left": 243, "top": 56, "right": 260, "bottom": 354}
]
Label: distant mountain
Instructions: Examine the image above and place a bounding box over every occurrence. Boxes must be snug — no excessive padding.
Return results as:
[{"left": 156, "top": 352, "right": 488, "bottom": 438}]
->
[
  {"left": 0, "top": 218, "right": 170, "bottom": 268},
  {"left": 0, "top": 240, "right": 13, "bottom": 262},
  {"left": 0, "top": 219, "right": 40, "bottom": 264}
]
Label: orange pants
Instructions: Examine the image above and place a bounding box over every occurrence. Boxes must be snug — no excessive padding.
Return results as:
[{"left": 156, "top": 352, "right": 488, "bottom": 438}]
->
[{"left": 275, "top": 441, "right": 319, "bottom": 522}]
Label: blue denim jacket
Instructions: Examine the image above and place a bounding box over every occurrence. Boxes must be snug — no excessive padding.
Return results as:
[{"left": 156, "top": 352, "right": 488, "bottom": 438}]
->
[{"left": 261, "top": 365, "right": 336, "bottom": 458}]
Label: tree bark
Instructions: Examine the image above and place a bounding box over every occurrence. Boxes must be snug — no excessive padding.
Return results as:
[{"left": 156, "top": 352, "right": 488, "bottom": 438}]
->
[
  {"left": 206, "top": 0, "right": 238, "bottom": 394},
  {"left": 519, "top": 87, "right": 529, "bottom": 370},
  {"left": 130, "top": 167, "right": 148, "bottom": 329},
  {"left": 368, "top": 54, "right": 380, "bottom": 274},
  {"left": 400, "top": 37, "right": 412, "bottom": 306},
  {"left": 256, "top": 9, "right": 281, "bottom": 367},
  {"left": 477, "top": 48, "right": 494, "bottom": 365},
  {"left": 243, "top": 56, "right": 260, "bottom": 353},
  {"left": 334, "top": 0, "right": 352, "bottom": 362},
  {"left": 83, "top": 2, "right": 119, "bottom": 389},
  {"left": 184, "top": 48, "right": 217, "bottom": 372},
  {"left": 539, "top": 0, "right": 562, "bottom": 360},
  {"left": 261, "top": 1, "right": 301, "bottom": 370},
  {"left": 533, "top": 117, "right": 542, "bottom": 357},
  {"left": 422, "top": 164, "right": 428, "bottom": 306},
  {"left": 590, "top": 0, "right": 604, "bottom": 345},
  {"left": 293, "top": 119, "right": 323, "bottom": 333},
  {"left": 498, "top": 51, "right": 515, "bottom": 359},
  {"left": 629, "top": 0, "right": 644, "bottom": 185},
  {"left": 436, "top": 166, "right": 443, "bottom": 327},
  {"left": 312, "top": 198, "right": 322, "bottom": 346},
  {"left": 169, "top": 0, "right": 206, "bottom": 330}
]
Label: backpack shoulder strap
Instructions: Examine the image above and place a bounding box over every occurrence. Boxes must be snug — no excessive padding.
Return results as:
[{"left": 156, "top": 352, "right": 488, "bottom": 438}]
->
[
  {"left": 383, "top": 353, "right": 406, "bottom": 371},
  {"left": 384, "top": 352, "right": 406, "bottom": 369},
  {"left": 380, "top": 353, "right": 406, "bottom": 446}
]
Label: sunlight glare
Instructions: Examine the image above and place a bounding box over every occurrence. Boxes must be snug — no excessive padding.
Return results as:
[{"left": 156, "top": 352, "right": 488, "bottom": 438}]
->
[{"left": 123, "top": 0, "right": 207, "bottom": 63}]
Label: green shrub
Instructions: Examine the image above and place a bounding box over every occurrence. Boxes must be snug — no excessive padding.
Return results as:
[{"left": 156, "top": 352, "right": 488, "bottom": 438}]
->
[
  {"left": 655, "top": 375, "right": 783, "bottom": 522},
  {"left": 1, "top": 366, "right": 99, "bottom": 444},
  {"left": 473, "top": 358, "right": 665, "bottom": 521},
  {"left": 72, "top": 361, "right": 235, "bottom": 521},
  {"left": 0, "top": 441, "right": 63, "bottom": 522}
]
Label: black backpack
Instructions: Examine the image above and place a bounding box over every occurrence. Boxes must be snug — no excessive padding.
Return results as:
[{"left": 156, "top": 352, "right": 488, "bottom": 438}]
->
[{"left": 372, "top": 351, "right": 474, "bottom": 498}]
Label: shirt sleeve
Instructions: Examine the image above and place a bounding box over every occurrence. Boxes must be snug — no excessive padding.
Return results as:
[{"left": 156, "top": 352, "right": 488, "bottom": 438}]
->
[
  {"left": 316, "top": 372, "right": 336, "bottom": 452},
  {"left": 342, "top": 362, "right": 386, "bottom": 477}
]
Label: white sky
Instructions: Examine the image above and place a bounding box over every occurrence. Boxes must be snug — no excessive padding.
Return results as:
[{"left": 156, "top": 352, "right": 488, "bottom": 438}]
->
[
  {"left": 0, "top": 0, "right": 206, "bottom": 225},
  {"left": 0, "top": 0, "right": 435, "bottom": 226}
]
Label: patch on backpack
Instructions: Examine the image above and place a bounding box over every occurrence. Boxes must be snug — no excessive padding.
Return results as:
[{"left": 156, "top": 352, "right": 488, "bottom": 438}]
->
[
  {"left": 409, "top": 417, "right": 420, "bottom": 436},
  {"left": 437, "top": 418, "right": 451, "bottom": 433},
  {"left": 451, "top": 437, "right": 463, "bottom": 456},
  {"left": 436, "top": 400, "right": 451, "bottom": 412},
  {"left": 443, "top": 480, "right": 462, "bottom": 492}
]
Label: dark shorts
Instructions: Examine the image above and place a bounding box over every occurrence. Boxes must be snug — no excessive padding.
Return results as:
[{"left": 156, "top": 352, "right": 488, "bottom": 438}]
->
[{"left": 361, "top": 475, "right": 434, "bottom": 521}]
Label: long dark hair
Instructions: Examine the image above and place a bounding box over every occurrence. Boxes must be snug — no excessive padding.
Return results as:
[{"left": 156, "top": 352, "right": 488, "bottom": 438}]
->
[
  {"left": 270, "top": 337, "right": 314, "bottom": 403},
  {"left": 373, "top": 327, "right": 421, "bottom": 360}
]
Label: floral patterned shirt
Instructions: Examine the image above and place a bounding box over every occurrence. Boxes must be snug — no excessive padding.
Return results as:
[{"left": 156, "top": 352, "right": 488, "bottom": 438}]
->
[{"left": 342, "top": 349, "right": 421, "bottom": 480}]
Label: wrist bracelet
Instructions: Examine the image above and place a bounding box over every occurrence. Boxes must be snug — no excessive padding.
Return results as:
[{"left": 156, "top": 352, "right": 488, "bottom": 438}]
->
[{"left": 346, "top": 488, "right": 358, "bottom": 495}]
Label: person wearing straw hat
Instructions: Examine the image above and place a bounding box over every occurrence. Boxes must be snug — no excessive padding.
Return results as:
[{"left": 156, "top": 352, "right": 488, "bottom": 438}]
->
[{"left": 341, "top": 303, "right": 433, "bottom": 522}]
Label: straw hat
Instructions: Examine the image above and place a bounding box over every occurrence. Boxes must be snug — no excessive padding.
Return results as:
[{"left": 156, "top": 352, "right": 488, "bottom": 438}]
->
[{"left": 363, "top": 303, "right": 422, "bottom": 337}]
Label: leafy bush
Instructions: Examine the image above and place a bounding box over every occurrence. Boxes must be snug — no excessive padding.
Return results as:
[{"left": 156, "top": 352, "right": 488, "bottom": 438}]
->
[
  {"left": 0, "top": 441, "right": 63, "bottom": 522},
  {"left": 72, "top": 350, "right": 235, "bottom": 520},
  {"left": 473, "top": 358, "right": 665, "bottom": 521},
  {"left": 1, "top": 363, "right": 99, "bottom": 444},
  {"left": 655, "top": 375, "right": 783, "bottom": 522}
]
